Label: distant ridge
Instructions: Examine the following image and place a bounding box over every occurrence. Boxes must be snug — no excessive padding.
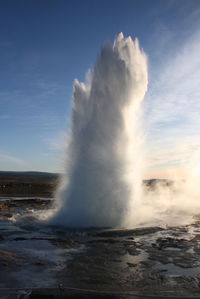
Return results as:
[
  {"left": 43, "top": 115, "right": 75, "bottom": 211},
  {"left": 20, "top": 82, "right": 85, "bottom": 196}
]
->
[
  {"left": 0, "top": 171, "right": 173, "bottom": 197},
  {"left": 0, "top": 170, "right": 59, "bottom": 178},
  {"left": 0, "top": 171, "right": 59, "bottom": 197}
]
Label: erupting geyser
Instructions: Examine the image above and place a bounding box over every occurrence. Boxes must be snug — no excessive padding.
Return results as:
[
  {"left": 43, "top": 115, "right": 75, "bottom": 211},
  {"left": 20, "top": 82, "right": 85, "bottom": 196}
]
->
[{"left": 50, "top": 33, "right": 148, "bottom": 227}]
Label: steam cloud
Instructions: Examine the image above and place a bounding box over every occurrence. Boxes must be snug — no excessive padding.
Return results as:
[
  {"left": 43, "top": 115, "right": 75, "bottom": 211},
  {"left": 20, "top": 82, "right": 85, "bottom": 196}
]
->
[
  {"left": 44, "top": 32, "right": 200, "bottom": 229},
  {"left": 49, "top": 33, "right": 148, "bottom": 227}
]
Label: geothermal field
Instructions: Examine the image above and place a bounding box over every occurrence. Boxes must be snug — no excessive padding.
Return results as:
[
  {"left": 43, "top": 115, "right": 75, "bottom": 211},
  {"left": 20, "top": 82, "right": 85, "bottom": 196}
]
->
[
  {"left": 1, "top": 33, "right": 200, "bottom": 299},
  {"left": 1, "top": 176, "right": 200, "bottom": 298}
]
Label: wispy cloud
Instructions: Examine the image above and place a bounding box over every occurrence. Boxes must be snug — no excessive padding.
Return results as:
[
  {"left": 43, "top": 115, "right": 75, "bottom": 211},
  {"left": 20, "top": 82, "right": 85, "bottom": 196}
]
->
[
  {"left": 44, "top": 132, "right": 67, "bottom": 152},
  {"left": 145, "top": 28, "right": 200, "bottom": 174},
  {"left": 0, "top": 151, "right": 26, "bottom": 166}
]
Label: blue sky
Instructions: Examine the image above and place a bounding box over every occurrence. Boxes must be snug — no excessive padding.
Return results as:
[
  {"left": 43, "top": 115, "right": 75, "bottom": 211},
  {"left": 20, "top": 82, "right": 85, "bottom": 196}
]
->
[{"left": 1, "top": 0, "right": 200, "bottom": 176}]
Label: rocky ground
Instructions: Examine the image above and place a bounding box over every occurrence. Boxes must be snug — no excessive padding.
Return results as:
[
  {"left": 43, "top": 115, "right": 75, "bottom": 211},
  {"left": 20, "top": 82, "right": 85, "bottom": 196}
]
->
[{"left": 0, "top": 197, "right": 200, "bottom": 298}]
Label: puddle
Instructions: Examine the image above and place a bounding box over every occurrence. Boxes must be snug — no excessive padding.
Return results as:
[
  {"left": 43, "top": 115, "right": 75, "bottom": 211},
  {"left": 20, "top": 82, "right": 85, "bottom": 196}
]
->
[{"left": 123, "top": 250, "right": 149, "bottom": 267}]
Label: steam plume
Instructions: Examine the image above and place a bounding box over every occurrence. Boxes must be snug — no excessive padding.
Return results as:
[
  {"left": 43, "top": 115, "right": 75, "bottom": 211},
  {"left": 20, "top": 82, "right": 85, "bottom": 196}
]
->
[{"left": 50, "top": 33, "right": 148, "bottom": 227}]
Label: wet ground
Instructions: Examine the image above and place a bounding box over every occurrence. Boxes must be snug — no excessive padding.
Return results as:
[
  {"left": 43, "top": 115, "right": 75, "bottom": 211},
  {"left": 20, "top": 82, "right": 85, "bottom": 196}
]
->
[{"left": 1, "top": 197, "right": 200, "bottom": 298}]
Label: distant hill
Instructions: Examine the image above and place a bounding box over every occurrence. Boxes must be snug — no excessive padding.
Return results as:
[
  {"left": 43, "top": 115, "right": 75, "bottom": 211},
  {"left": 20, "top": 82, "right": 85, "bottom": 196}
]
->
[
  {"left": 0, "top": 171, "right": 60, "bottom": 197},
  {"left": 0, "top": 170, "right": 59, "bottom": 178},
  {"left": 0, "top": 171, "right": 173, "bottom": 197}
]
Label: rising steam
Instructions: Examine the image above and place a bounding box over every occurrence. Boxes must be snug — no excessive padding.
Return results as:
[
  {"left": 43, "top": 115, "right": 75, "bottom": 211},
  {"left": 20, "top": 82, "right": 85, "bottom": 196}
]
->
[{"left": 49, "top": 33, "right": 148, "bottom": 227}]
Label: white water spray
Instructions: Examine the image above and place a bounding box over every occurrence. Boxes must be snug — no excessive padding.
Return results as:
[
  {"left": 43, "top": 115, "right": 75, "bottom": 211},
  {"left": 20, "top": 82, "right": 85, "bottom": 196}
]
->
[{"left": 49, "top": 33, "right": 148, "bottom": 227}]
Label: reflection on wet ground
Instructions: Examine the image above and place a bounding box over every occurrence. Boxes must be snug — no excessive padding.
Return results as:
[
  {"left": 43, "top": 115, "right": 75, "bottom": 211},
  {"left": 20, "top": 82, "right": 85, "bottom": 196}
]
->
[{"left": 0, "top": 197, "right": 200, "bottom": 298}]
